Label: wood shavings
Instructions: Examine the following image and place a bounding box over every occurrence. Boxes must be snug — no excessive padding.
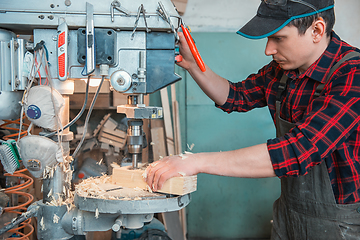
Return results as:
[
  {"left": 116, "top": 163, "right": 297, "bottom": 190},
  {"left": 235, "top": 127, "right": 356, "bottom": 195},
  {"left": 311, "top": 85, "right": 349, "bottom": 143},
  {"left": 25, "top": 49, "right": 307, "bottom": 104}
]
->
[
  {"left": 111, "top": 163, "right": 121, "bottom": 168},
  {"left": 178, "top": 154, "right": 188, "bottom": 159},
  {"left": 142, "top": 168, "right": 149, "bottom": 179},
  {"left": 40, "top": 217, "right": 45, "bottom": 231},
  {"left": 150, "top": 161, "right": 160, "bottom": 167},
  {"left": 178, "top": 172, "right": 186, "bottom": 176},
  {"left": 97, "top": 158, "right": 103, "bottom": 165},
  {"left": 75, "top": 175, "right": 111, "bottom": 199},
  {"left": 53, "top": 214, "right": 60, "bottom": 223},
  {"left": 146, "top": 185, "right": 153, "bottom": 193},
  {"left": 47, "top": 188, "right": 53, "bottom": 198},
  {"left": 187, "top": 143, "right": 195, "bottom": 151},
  {"left": 184, "top": 151, "right": 193, "bottom": 155},
  {"left": 95, "top": 208, "right": 99, "bottom": 219}
]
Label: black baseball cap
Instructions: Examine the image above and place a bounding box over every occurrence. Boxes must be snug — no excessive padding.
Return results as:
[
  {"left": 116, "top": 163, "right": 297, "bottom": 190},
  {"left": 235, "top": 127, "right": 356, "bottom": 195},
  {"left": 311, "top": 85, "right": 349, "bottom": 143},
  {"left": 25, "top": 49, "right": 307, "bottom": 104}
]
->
[{"left": 237, "top": 0, "right": 334, "bottom": 39}]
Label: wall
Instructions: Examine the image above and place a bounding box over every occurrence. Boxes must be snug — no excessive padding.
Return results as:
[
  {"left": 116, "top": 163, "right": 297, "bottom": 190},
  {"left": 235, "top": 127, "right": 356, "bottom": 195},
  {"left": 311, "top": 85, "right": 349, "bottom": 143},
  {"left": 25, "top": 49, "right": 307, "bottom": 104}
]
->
[
  {"left": 177, "top": 32, "right": 279, "bottom": 239},
  {"left": 172, "top": 0, "right": 360, "bottom": 239}
]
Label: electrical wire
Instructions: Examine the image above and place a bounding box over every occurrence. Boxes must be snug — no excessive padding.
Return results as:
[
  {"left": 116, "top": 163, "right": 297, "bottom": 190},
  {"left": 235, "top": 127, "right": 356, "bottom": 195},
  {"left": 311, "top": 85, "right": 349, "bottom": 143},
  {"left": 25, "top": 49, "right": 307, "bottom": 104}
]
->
[
  {"left": 44, "top": 75, "right": 91, "bottom": 138},
  {"left": 71, "top": 75, "right": 105, "bottom": 158}
]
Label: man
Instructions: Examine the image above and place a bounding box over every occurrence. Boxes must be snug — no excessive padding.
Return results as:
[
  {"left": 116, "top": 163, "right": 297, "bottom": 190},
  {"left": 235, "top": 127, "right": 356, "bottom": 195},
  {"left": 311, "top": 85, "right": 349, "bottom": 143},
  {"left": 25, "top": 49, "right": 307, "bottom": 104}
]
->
[{"left": 146, "top": 0, "right": 360, "bottom": 238}]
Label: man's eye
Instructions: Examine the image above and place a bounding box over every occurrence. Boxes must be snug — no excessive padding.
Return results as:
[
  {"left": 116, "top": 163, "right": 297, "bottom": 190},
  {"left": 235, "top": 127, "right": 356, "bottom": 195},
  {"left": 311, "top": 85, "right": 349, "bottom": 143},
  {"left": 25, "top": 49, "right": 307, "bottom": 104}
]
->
[{"left": 274, "top": 37, "right": 282, "bottom": 41}]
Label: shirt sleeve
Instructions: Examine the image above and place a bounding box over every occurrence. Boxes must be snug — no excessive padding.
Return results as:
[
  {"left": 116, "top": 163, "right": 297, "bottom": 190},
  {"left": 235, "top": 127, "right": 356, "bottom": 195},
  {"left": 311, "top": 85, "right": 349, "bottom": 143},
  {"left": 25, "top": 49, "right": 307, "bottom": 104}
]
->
[
  {"left": 216, "top": 63, "right": 273, "bottom": 113},
  {"left": 267, "top": 63, "right": 360, "bottom": 178}
]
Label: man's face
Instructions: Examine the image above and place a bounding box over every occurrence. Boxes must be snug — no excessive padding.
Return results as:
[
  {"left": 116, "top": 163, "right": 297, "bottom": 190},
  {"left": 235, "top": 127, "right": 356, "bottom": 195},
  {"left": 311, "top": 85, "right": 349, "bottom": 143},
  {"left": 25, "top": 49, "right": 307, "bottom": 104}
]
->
[{"left": 265, "top": 25, "right": 316, "bottom": 73}]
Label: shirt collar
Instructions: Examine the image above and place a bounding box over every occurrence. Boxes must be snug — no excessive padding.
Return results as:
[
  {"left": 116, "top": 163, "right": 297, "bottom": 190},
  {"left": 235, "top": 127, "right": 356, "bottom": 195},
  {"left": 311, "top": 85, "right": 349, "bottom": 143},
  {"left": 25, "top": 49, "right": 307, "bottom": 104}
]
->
[{"left": 284, "top": 31, "right": 342, "bottom": 83}]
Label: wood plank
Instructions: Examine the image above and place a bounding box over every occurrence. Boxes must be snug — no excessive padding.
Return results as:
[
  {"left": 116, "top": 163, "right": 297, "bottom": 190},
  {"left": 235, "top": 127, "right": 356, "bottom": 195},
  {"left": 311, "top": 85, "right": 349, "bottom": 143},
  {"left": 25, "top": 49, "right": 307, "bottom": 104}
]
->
[
  {"left": 69, "top": 93, "right": 112, "bottom": 109},
  {"left": 102, "top": 127, "right": 127, "bottom": 139},
  {"left": 111, "top": 165, "right": 197, "bottom": 195},
  {"left": 98, "top": 136, "right": 125, "bottom": 149},
  {"left": 151, "top": 127, "right": 167, "bottom": 162},
  {"left": 142, "top": 95, "right": 150, "bottom": 164},
  {"left": 99, "top": 131, "right": 125, "bottom": 144},
  {"left": 160, "top": 88, "right": 175, "bottom": 156},
  {"left": 74, "top": 79, "right": 110, "bottom": 93},
  {"left": 112, "top": 91, "right": 128, "bottom": 106}
]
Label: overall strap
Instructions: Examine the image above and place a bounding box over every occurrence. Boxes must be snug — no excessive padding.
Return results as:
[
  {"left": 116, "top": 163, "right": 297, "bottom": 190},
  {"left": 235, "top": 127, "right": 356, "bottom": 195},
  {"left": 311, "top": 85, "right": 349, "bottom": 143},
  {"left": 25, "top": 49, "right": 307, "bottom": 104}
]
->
[{"left": 314, "top": 51, "right": 360, "bottom": 97}]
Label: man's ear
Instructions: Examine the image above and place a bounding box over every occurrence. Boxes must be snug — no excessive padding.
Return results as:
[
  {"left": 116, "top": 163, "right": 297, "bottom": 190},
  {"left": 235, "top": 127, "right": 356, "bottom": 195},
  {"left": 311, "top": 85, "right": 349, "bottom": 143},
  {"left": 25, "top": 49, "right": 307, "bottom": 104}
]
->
[{"left": 312, "top": 17, "right": 326, "bottom": 43}]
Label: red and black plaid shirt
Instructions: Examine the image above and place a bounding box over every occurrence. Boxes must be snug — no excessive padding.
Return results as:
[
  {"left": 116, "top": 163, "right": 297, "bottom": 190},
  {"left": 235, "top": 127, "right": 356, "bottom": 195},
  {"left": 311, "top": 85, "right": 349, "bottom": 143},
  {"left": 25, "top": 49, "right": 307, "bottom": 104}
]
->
[{"left": 217, "top": 32, "right": 360, "bottom": 204}]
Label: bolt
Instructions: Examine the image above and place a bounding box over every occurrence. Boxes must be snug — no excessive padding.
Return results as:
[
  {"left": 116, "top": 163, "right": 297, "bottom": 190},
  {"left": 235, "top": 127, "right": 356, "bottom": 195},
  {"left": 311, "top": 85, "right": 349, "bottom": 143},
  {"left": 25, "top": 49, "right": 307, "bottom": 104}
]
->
[
  {"left": 38, "top": 15, "right": 45, "bottom": 20},
  {"left": 50, "top": 4, "right": 55, "bottom": 8},
  {"left": 117, "top": 77, "right": 125, "bottom": 85},
  {"left": 65, "top": 0, "right": 71, "bottom": 6},
  {"left": 112, "top": 223, "right": 121, "bottom": 232},
  {"left": 48, "top": 15, "right": 54, "bottom": 20}
]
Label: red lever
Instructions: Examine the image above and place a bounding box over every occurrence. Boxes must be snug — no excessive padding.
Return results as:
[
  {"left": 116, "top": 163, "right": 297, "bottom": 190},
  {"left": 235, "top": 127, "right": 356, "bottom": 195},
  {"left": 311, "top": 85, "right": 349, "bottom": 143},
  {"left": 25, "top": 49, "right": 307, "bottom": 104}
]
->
[{"left": 181, "top": 24, "right": 206, "bottom": 72}]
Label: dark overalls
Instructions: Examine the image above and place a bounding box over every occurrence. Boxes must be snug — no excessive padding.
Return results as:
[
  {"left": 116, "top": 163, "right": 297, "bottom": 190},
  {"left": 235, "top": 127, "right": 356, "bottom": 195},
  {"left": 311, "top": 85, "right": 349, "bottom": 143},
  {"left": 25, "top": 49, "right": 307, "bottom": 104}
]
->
[{"left": 271, "top": 52, "right": 360, "bottom": 240}]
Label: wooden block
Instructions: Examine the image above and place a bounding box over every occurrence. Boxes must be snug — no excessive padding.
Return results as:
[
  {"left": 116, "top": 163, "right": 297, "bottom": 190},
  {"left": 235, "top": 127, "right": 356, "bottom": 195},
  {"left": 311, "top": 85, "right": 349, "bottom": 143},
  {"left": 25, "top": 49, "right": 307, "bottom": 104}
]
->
[
  {"left": 171, "top": 0, "right": 188, "bottom": 15},
  {"left": 112, "top": 91, "right": 128, "bottom": 106},
  {"left": 99, "top": 131, "right": 125, "bottom": 143},
  {"left": 74, "top": 79, "right": 110, "bottom": 93},
  {"left": 103, "top": 117, "right": 118, "bottom": 131},
  {"left": 111, "top": 165, "right": 197, "bottom": 195},
  {"left": 151, "top": 127, "right": 167, "bottom": 162},
  {"left": 98, "top": 136, "right": 125, "bottom": 149},
  {"left": 102, "top": 127, "right": 126, "bottom": 139},
  {"left": 160, "top": 88, "right": 175, "bottom": 156},
  {"left": 100, "top": 142, "right": 110, "bottom": 152},
  {"left": 69, "top": 93, "right": 112, "bottom": 109}
]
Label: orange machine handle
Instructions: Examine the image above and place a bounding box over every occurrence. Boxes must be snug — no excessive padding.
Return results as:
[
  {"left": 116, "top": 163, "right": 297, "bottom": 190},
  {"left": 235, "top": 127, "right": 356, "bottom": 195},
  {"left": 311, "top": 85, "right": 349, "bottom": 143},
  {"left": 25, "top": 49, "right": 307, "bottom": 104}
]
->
[{"left": 181, "top": 24, "right": 206, "bottom": 72}]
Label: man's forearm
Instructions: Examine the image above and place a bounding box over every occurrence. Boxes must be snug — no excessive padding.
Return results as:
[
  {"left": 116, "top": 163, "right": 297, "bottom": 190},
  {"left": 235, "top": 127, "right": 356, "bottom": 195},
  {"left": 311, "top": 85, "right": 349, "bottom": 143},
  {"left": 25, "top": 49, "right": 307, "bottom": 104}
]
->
[
  {"left": 146, "top": 143, "right": 276, "bottom": 192},
  {"left": 198, "top": 143, "right": 276, "bottom": 178}
]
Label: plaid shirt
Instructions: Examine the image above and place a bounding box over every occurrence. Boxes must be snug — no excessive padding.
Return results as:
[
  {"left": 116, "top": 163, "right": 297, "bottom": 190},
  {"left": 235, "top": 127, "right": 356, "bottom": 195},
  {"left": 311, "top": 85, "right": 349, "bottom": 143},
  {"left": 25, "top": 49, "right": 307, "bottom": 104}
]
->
[{"left": 217, "top": 32, "right": 360, "bottom": 204}]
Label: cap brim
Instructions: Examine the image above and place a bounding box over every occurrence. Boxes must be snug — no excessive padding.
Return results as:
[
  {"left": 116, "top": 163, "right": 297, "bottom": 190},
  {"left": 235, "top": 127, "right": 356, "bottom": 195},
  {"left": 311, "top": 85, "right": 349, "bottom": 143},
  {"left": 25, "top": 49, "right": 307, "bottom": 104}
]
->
[
  {"left": 237, "top": 5, "right": 335, "bottom": 39},
  {"left": 237, "top": 15, "right": 289, "bottom": 40}
]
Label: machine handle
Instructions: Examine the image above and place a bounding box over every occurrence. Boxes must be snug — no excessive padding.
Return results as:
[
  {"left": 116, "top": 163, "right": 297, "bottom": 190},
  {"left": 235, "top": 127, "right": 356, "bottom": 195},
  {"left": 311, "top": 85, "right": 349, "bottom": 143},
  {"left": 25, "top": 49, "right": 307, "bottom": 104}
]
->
[{"left": 180, "top": 24, "right": 206, "bottom": 72}]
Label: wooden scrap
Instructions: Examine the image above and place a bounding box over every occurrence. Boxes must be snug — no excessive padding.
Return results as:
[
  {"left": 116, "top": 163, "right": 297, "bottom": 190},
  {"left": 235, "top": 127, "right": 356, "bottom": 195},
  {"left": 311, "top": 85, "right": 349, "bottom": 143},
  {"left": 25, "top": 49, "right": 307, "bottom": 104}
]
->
[
  {"left": 150, "top": 127, "right": 167, "bottom": 162},
  {"left": 160, "top": 88, "right": 175, "bottom": 156},
  {"left": 111, "top": 165, "right": 197, "bottom": 196},
  {"left": 171, "top": 0, "right": 188, "bottom": 15},
  {"left": 93, "top": 113, "right": 111, "bottom": 137},
  {"left": 95, "top": 115, "right": 127, "bottom": 149}
]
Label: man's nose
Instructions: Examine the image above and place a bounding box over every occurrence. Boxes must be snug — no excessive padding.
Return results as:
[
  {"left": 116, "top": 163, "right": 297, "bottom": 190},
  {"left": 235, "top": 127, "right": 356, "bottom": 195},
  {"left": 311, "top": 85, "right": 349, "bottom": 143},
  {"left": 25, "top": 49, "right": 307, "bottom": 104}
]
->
[{"left": 265, "top": 40, "right": 277, "bottom": 56}]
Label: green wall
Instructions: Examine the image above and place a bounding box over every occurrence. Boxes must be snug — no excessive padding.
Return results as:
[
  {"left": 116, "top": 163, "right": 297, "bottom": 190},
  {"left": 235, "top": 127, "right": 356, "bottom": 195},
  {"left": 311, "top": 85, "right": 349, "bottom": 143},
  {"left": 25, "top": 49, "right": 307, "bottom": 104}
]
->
[{"left": 175, "top": 32, "right": 281, "bottom": 239}]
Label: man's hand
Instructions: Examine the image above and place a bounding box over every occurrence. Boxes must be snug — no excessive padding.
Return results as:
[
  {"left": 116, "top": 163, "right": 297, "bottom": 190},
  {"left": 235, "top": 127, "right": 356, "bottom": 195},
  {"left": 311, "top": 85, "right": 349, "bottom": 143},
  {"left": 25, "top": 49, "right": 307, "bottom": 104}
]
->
[
  {"left": 145, "top": 153, "right": 199, "bottom": 192},
  {"left": 176, "top": 32, "right": 198, "bottom": 72}
]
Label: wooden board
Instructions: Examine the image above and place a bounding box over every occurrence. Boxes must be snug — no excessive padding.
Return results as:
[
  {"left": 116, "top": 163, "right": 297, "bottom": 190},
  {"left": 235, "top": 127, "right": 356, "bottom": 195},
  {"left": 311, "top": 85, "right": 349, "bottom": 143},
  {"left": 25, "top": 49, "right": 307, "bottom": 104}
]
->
[
  {"left": 111, "top": 165, "right": 197, "bottom": 196},
  {"left": 160, "top": 88, "right": 175, "bottom": 156},
  {"left": 171, "top": 0, "right": 188, "bottom": 15},
  {"left": 151, "top": 126, "right": 167, "bottom": 162}
]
